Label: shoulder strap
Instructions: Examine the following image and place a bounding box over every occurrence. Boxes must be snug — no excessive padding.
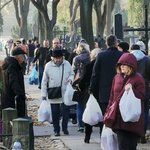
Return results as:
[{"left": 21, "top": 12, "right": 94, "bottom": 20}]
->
[
  {"left": 117, "top": 78, "right": 131, "bottom": 101},
  {"left": 60, "top": 64, "right": 64, "bottom": 86}
]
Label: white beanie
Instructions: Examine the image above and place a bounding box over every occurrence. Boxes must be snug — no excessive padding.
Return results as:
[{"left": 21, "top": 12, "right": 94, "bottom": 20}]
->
[{"left": 136, "top": 41, "right": 146, "bottom": 52}]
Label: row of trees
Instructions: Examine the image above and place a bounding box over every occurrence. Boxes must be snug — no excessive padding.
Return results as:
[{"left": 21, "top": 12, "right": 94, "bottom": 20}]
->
[{"left": 0, "top": 0, "right": 148, "bottom": 49}]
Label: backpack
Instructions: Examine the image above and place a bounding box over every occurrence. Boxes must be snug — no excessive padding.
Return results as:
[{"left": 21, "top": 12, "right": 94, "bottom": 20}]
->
[
  {"left": 73, "top": 59, "right": 87, "bottom": 88},
  {"left": 21, "top": 45, "right": 28, "bottom": 54}
]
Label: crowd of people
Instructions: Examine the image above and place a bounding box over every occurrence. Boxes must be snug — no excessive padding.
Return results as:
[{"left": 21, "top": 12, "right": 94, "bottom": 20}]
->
[{"left": 1, "top": 34, "right": 150, "bottom": 150}]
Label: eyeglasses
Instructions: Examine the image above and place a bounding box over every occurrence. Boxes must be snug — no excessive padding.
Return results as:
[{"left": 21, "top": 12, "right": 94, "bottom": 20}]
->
[{"left": 53, "top": 42, "right": 60, "bottom": 44}]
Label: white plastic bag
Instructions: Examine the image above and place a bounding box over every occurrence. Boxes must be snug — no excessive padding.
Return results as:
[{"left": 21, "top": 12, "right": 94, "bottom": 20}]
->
[
  {"left": 119, "top": 88, "right": 141, "bottom": 122},
  {"left": 82, "top": 94, "right": 103, "bottom": 125},
  {"left": 38, "top": 100, "right": 52, "bottom": 123},
  {"left": 101, "top": 125, "right": 119, "bottom": 150},
  {"left": 64, "top": 83, "right": 77, "bottom": 106}
]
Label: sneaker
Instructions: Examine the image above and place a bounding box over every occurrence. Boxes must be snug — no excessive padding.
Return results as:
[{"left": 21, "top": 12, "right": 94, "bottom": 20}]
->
[{"left": 78, "top": 127, "right": 84, "bottom": 133}]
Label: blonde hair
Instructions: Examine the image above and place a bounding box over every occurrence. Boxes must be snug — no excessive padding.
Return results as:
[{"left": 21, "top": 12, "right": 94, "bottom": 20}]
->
[
  {"left": 90, "top": 48, "right": 101, "bottom": 61},
  {"left": 116, "top": 64, "right": 134, "bottom": 76},
  {"left": 76, "top": 43, "right": 90, "bottom": 55}
]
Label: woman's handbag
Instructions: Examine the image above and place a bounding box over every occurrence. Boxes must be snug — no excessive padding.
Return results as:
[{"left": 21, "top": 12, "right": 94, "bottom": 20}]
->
[
  {"left": 119, "top": 88, "right": 141, "bottom": 122},
  {"left": 47, "top": 64, "right": 64, "bottom": 99},
  {"left": 47, "top": 86, "right": 62, "bottom": 99},
  {"left": 104, "top": 86, "right": 127, "bottom": 128},
  {"left": 104, "top": 100, "right": 119, "bottom": 128}
]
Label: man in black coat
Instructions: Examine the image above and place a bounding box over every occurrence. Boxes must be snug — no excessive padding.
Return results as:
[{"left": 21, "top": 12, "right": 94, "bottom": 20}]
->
[
  {"left": 90, "top": 34, "right": 123, "bottom": 133},
  {"left": 33, "top": 39, "right": 50, "bottom": 89},
  {"left": 1, "top": 47, "right": 27, "bottom": 117}
]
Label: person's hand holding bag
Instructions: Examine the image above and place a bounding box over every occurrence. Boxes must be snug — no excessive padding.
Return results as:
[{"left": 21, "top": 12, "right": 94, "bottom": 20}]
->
[
  {"left": 64, "top": 82, "right": 77, "bottom": 106},
  {"left": 42, "top": 96, "right": 47, "bottom": 100},
  {"left": 125, "top": 83, "right": 132, "bottom": 93}
]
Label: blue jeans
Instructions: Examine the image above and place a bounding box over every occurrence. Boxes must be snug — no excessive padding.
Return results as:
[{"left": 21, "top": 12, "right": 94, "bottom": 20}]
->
[
  {"left": 27, "top": 57, "right": 34, "bottom": 73},
  {"left": 38, "top": 65, "right": 44, "bottom": 87},
  {"left": 77, "top": 103, "right": 84, "bottom": 128},
  {"left": 51, "top": 103, "right": 70, "bottom": 133}
]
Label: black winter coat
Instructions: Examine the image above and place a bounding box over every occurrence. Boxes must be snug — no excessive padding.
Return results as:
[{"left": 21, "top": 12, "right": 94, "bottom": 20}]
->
[
  {"left": 33, "top": 47, "right": 50, "bottom": 67},
  {"left": 1, "top": 57, "right": 26, "bottom": 117},
  {"left": 79, "top": 60, "right": 99, "bottom": 106},
  {"left": 90, "top": 47, "right": 123, "bottom": 103}
]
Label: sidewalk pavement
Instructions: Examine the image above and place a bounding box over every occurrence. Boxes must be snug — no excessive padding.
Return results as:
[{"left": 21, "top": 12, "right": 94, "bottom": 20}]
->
[{"left": 24, "top": 74, "right": 150, "bottom": 150}]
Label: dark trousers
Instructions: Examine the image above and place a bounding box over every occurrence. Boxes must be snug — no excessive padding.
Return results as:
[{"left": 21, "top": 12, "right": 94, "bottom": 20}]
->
[
  {"left": 116, "top": 130, "right": 138, "bottom": 150},
  {"left": 77, "top": 102, "right": 84, "bottom": 128},
  {"left": 51, "top": 103, "right": 70, "bottom": 133},
  {"left": 85, "top": 123, "right": 92, "bottom": 139},
  {"left": 38, "top": 65, "right": 44, "bottom": 87},
  {"left": 99, "top": 103, "right": 108, "bottom": 134},
  {"left": 85, "top": 122, "right": 101, "bottom": 140}
]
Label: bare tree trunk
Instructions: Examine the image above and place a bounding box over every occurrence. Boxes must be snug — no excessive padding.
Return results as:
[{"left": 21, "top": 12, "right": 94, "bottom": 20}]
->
[
  {"left": 69, "top": 0, "right": 79, "bottom": 32},
  {"left": 31, "top": 0, "right": 60, "bottom": 46},
  {"left": 105, "top": 0, "right": 112, "bottom": 35},
  {"left": 94, "top": 0, "right": 106, "bottom": 37},
  {"left": 38, "top": 10, "right": 44, "bottom": 45},
  {"left": 94, "top": 0, "right": 115, "bottom": 38},
  {"left": 13, "top": 0, "right": 30, "bottom": 40},
  {"left": 79, "top": 0, "right": 94, "bottom": 49}
]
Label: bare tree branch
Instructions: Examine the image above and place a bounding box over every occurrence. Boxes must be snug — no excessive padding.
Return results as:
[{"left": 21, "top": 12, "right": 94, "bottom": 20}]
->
[{"left": 0, "top": 0, "right": 12, "bottom": 11}]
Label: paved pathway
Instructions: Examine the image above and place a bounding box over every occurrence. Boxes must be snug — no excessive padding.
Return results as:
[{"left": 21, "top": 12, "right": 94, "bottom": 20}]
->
[
  {"left": 1, "top": 50, "right": 150, "bottom": 149},
  {"left": 24, "top": 74, "right": 150, "bottom": 150}
]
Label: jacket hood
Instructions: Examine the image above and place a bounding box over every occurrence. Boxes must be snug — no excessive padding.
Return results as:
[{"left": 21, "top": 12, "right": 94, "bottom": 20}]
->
[
  {"left": 117, "top": 53, "right": 137, "bottom": 71},
  {"left": 130, "top": 50, "right": 145, "bottom": 61},
  {"left": 2, "top": 56, "right": 21, "bottom": 70}
]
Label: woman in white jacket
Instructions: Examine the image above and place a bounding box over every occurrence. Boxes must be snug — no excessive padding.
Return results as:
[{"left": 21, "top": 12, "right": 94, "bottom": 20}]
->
[{"left": 41, "top": 49, "right": 74, "bottom": 136}]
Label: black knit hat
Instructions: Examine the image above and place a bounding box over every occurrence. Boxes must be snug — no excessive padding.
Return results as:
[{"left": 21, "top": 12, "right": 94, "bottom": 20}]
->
[
  {"left": 131, "top": 44, "right": 140, "bottom": 50},
  {"left": 118, "top": 41, "right": 129, "bottom": 52},
  {"left": 50, "top": 49, "right": 64, "bottom": 57},
  {"left": 12, "top": 47, "right": 26, "bottom": 56},
  {"left": 79, "top": 38, "right": 87, "bottom": 44}
]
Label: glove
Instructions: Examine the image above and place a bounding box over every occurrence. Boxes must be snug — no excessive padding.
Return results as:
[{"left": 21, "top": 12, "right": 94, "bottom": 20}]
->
[{"left": 42, "top": 97, "right": 47, "bottom": 100}]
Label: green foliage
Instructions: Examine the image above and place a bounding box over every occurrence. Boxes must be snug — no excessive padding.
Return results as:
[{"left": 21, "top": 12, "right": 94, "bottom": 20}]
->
[
  {"left": 57, "top": 0, "right": 70, "bottom": 26},
  {"left": 113, "top": 0, "right": 128, "bottom": 25},
  {"left": 0, "top": 13, "right": 4, "bottom": 34},
  {"left": 128, "top": 0, "right": 144, "bottom": 27}
]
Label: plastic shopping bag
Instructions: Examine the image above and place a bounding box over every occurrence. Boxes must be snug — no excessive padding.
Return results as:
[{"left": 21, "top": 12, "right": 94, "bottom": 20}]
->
[
  {"left": 38, "top": 100, "right": 52, "bottom": 123},
  {"left": 82, "top": 94, "right": 103, "bottom": 125},
  {"left": 119, "top": 88, "right": 141, "bottom": 122},
  {"left": 64, "top": 83, "right": 77, "bottom": 106},
  {"left": 28, "top": 66, "right": 38, "bottom": 85},
  {"left": 101, "top": 125, "right": 119, "bottom": 150}
]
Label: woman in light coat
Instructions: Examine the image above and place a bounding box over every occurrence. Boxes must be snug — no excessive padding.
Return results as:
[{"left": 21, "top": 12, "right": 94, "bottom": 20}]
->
[{"left": 41, "top": 49, "right": 74, "bottom": 136}]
